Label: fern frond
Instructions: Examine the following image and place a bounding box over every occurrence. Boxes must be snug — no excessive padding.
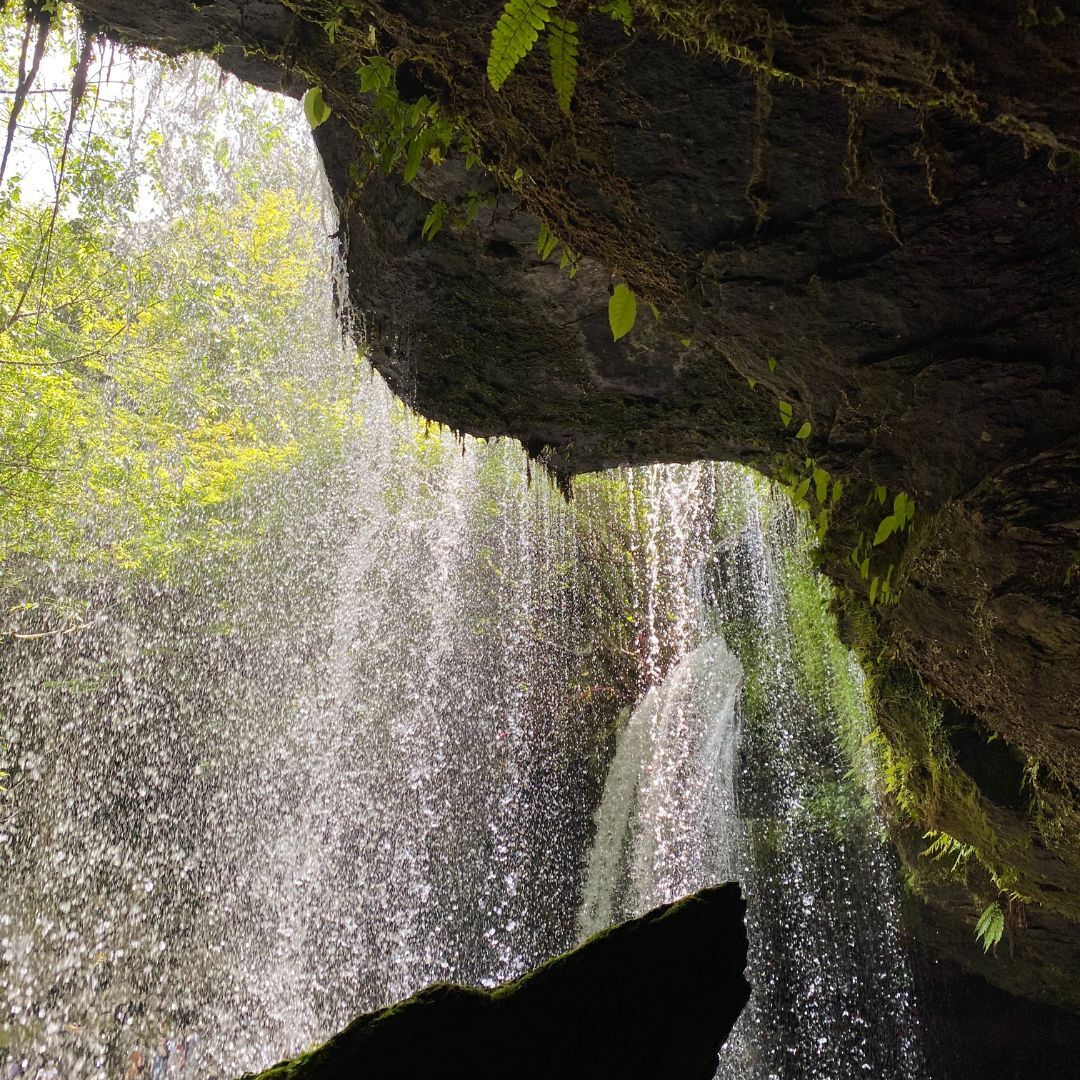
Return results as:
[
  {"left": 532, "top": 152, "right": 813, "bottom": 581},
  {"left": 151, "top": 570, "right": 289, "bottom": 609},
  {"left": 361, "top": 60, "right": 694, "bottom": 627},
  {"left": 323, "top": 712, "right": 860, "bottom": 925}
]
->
[
  {"left": 921, "top": 829, "right": 975, "bottom": 871},
  {"left": 487, "top": 0, "right": 558, "bottom": 91},
  {"left": 975, "top": 901, "right": 1004, "bottom": 953},
  {"left": 598, "top": 0, "right": 632, "bottom": 33},
  {"left": 547, "top": 15, "right": 579, "bottom": 114},
  {"left": 537, "top": 222, "right": 560, "bottom": 259}
]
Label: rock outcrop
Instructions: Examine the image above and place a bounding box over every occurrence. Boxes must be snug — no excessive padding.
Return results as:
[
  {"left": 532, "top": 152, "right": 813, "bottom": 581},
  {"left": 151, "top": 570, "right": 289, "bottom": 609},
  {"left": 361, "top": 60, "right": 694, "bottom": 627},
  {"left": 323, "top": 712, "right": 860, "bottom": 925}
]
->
[
  {"left": 239, "top": 884, "right": 750, "bottom": 1080},
  {"left": 59, "top": 0, "right": 1080, "bottom": 1009}
]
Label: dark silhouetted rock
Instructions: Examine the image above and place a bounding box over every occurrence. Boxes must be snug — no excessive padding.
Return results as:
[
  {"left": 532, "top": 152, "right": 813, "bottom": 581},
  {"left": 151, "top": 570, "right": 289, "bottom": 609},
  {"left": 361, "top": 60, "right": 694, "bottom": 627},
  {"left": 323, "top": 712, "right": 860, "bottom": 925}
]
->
[{"left": 240, "top": 884, "right": 750, "bottom": 1080}]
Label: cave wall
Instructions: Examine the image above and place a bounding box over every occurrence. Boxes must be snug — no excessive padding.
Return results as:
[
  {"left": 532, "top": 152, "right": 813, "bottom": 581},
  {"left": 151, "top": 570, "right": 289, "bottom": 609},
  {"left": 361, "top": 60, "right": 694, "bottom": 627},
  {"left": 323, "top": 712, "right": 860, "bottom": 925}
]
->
[{"left": 64, "top": 0, "right": 1080, "bottom": 1010}]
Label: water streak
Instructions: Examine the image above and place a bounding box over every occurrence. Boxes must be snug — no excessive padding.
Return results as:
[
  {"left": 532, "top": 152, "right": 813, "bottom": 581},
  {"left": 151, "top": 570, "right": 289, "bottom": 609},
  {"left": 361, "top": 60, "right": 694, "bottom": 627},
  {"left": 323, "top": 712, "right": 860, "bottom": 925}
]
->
[{"left": 579, "top": 467, "right": 926, "bottom": 1080}]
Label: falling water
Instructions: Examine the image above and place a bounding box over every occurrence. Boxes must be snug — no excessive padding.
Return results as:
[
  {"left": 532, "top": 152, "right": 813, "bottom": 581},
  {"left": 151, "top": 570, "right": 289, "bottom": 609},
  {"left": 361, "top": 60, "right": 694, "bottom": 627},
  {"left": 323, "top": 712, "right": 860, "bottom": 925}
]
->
[
  {"left": 0, "top": 373, "right": 608, "bottom": 1076},
  {"left": 579, "top": 466, "right": 926, "bottom": 1079},
  {"left": 1, "top": 47, "right": 925, "bottom": 1080}
]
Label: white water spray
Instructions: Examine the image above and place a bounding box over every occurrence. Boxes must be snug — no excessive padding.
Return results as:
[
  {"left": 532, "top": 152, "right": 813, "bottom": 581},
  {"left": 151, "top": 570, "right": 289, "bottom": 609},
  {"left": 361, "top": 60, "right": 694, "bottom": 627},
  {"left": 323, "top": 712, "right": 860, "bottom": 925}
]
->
[{"left": 579, "top": 467, "right": 926, "bottom": 1080}]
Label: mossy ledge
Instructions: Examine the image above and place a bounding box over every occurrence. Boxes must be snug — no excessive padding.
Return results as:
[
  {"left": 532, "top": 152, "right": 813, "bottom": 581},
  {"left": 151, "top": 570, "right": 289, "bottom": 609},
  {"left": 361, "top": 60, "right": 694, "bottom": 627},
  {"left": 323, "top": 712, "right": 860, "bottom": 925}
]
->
[
  {"left": 58, "top": 0, "right": 1080, "bottom": 1007},
  {"left": 238, "top": 884, "right": 750, "bottom": 1080}
]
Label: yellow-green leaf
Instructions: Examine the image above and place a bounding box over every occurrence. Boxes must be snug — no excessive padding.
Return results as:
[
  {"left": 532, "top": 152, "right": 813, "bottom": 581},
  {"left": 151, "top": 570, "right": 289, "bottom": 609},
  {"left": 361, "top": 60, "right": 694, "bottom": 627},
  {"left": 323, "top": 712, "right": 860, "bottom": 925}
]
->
[
  {"left": 422, "top": 199, "right": 447, "bottom": 240},
  {"left": 303, "top": 87, "right": 331, "bottom": 129},
  {"left": 609, "top": 283, "right": 637, "bottom": 341},
  {"left": 873, "top": 515, "right": 897, "bottom": 546},
  {"left": 813, "top": 467, "right": 829, "bottom": 504},
  {"left": 403, "top": 137, "right": 424, "bottom": 184}
]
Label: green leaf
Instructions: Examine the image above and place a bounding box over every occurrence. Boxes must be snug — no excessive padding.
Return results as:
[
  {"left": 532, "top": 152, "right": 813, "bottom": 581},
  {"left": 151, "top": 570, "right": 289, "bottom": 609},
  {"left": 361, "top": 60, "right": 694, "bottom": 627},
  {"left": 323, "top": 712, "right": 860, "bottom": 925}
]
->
[
  {"left": 403, "top": 137, "right": 424, "bottom": 184},
  {"left": 813, "top": 467, "right": 829, "bottom": 504},
  {"left": 860, "top": 557, "right": 870, "bottom": 580},
  {"left": 893, "top": 491, "right": 907, "bottom": 518},
  {"left": 747, "top": 377, "right": 757, "bottom": 389},
  {"left": 681, "top": 337, "right": 693, "bottom": 347},
  {"left": 794, "top": 477, "right": 811, "bottom": 504},
  {"left": 598, "top": 0, "right": 632, "bottom": 32},
  {"left": 767, "top": 356, "right": 777, "bottom": 372},
  {"left": 873, "top": 515, "right": 897, "bottom": 546},
  {"left": 875, "top": 483, "right": 887, "bottom": 505},
  {"left": 608, "top": 283, "right": 637, "bottom": 340},
  {"left": 975, "top": 902, "right": 1004, "bottom": 953},
  {"left": 422, "top": 199, "right": 447, "bottom": 241},
  {"left": 795, "top": 420, "right": 812, "bottom": 440},
  {"left": 815, "top": 509, "right": 829, "bottom": 539},
  {"left": 778, "top": 400, "right": 792, "bottom": 427},
  {"left": 831, "top": 479, "right": 843, "bottom": 505},
  {"left": 547, "top": 15, "right": 579, "bottom": 114},
  {"left": 488, "top": 0, "right": 558, "bottom": 91},
  {"left": 303, "top": 87, "right": 331, "bottom": 129},
  {"left": 869, "top": 576, "right": 879, "bottom": 604},
  {"left": 536, "top": 222, "right": 559, "bottom": 259}
]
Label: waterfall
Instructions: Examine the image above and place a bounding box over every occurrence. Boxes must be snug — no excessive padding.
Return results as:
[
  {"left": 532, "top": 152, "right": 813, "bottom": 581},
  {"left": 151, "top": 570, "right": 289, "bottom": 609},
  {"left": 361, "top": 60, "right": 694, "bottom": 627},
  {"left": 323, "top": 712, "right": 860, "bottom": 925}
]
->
[
  {"left": 1, "top": 51, "right": 925, "bottom": 1080},
  {"left": 0, "top": 377, "right": 601, "bottom": 1076},
  {"left": 578, "top": 635, "right": 745, "bottom": 935},
  {"left": 0, "top": 408, "right": 927, "bottom": 1080},
  {"left": 578, "top": 467, "right": 927, "bottom": 1080}
]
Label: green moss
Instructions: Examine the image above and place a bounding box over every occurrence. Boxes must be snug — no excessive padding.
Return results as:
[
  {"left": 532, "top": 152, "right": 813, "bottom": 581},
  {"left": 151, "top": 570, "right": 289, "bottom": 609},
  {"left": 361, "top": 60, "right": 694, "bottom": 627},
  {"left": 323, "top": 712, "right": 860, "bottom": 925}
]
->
[
  {"left": 635, "top": 0, "right": 1076, "bottom": 158},
  {"left": 863, "top": 661, "right": 1080, "bottom": 922}
]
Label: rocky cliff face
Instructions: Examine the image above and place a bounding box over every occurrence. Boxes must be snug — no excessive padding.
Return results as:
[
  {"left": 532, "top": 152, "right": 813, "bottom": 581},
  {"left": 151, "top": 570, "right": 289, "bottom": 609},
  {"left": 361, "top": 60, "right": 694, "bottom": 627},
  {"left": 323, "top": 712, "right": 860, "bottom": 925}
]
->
[{"left": 66, "top": 0, "right": 1080, "bottom": 1011}]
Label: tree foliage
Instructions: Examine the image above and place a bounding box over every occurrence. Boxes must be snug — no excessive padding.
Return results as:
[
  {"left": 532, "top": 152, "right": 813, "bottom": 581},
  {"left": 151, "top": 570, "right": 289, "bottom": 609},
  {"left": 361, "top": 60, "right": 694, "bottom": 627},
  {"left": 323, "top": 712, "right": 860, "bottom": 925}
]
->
[{"left": 0, "top": 8, "right": 359, "bottom": 587}]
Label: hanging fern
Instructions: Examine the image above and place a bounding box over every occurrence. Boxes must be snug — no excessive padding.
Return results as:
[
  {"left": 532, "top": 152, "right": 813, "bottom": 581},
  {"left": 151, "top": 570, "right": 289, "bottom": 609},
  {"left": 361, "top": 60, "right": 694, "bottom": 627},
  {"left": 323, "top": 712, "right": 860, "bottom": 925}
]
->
[
  {"left": 547, "top": 15, "right": 579, "bottom": 114},
  {"left": 599, "top": 0, "right": 633, "bottom": 33},
  {"left": 975, "top": 901, "right": 1004, "bottom": 953},
  {"left": 487, "top": 0, "right": 558, "bottom": 91}
]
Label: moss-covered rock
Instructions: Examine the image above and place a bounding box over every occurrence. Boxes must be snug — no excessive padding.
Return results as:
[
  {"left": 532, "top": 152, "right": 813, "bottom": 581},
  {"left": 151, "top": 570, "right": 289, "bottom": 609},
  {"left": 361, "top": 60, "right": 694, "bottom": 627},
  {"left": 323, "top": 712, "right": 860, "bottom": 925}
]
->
[{"left": 239, "top": 884, "right": 750, "bottom": 1080}]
